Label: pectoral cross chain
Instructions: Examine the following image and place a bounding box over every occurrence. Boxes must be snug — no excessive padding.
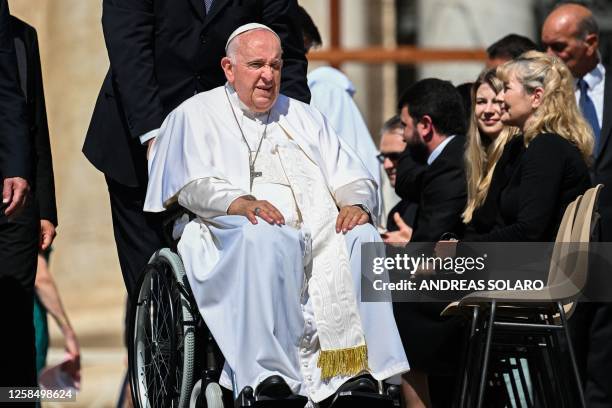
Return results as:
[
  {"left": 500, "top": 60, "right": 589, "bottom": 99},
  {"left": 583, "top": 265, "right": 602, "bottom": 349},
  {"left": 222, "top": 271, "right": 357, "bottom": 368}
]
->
[
  {"left": 224, "top": 86, "right": 271, "bottom": 192},
  {"left": 250, "top": 164, "right": 262, "bottom": 189}
]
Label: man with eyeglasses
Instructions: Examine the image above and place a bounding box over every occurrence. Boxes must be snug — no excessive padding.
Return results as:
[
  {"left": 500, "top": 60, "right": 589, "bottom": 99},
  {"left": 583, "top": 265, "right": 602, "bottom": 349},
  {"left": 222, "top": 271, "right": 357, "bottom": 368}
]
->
[{"left": 378, "top": 115, "right": 417, "bottom": 244}]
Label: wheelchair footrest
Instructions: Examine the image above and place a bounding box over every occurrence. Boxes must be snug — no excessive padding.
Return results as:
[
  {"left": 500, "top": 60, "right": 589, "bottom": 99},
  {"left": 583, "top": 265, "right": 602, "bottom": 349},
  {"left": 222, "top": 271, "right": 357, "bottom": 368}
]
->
[
  {"left": 235, "top": 395, "right": 308, "bottom": 408},
  {"left": 255, "top": 396, "right": 308, "bottom": 407},
  {"left": 328, "top": 391, "right": 397, "bottom": 408}
]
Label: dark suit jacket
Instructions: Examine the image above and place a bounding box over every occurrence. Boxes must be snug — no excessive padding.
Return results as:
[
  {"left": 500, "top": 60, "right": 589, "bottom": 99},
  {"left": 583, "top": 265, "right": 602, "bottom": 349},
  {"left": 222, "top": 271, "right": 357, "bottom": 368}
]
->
[
  {"left": 395, "top": 135, "right": 467, "bottom": 242},
  {"left": 470, "top": 133, "right": 591, "bottom": 242},
  {"left": 592, "top": 67, "right": 612, "bottom": 241},
  {"left": 386, "top": 199, "right": 417, "bottom": 231},
  {"left": 0, "top": 0, "right": 29, "bottom": 183},
  {"left": 11, "top": 16, "right": 57, "bottom": 226},
  {"left": 84, "top": 0, "right": 310, "bottom": 188},
  {"left": 394, "top": 143, "right": 428, "bottom": 205},
  {"left": 393, "top": 136, "right": 466, "bottom": 376}
]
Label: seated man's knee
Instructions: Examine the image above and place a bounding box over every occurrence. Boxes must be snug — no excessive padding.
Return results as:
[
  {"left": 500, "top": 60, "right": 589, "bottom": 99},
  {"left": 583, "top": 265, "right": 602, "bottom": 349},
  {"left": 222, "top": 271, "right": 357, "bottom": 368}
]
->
[
  {"left": 240, "top": 221, "right": 300, "bottom": 248},
  {"left": 346, "top": 223, "right": 381, "bottom": 244}
]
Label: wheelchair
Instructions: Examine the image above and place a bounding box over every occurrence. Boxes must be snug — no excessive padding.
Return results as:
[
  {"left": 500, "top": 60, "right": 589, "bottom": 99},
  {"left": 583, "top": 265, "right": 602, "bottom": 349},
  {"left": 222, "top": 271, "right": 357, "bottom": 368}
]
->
[{"left": 127, "top": 210, "right": 401, "bottom": 408}]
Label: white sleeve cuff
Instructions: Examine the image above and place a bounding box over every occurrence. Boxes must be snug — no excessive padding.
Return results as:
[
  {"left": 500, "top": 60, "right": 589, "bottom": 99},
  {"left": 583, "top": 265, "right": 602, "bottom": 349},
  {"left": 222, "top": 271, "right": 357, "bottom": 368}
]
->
[
  {"left": 178, "top": 177, "right": 249, "bottom": 219},
  {"left": 334, "top": 180, "right": 379, "bottom": 225},
  {"left": 139, "top": 128, "right": 159, "bottom": 145}
]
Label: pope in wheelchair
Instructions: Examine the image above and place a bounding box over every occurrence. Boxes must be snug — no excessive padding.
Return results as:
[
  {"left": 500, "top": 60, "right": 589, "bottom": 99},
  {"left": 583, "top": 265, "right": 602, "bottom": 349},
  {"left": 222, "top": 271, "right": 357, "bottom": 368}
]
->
[{"left": 143, "top": 23, "right": 410, "bottom": 407}]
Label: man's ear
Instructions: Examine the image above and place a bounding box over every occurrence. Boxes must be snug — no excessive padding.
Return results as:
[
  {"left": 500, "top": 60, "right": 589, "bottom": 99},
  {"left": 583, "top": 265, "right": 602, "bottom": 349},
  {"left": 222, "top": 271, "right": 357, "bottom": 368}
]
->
[
  {"left": 419, "top": 115, "right": 434, "bottom": 142},
  {"left": 221, "top": 57, "right": 234, "bottom": 82},
  {"left": 584, "top": 33, "right": 599, "bottom": 56},
  {"left": 531, "top": 87, "right": 544, "bottom": 109}
]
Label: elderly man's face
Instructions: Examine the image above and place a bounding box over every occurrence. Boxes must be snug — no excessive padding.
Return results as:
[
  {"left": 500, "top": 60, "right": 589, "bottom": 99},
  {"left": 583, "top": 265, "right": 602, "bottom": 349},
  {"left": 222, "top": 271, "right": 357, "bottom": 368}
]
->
[
  {"left": 541, "top": 7, "right": 599, "bottom": 77},
  {"left": 222, "top": 30, "right": 282, "bottom": 112}
]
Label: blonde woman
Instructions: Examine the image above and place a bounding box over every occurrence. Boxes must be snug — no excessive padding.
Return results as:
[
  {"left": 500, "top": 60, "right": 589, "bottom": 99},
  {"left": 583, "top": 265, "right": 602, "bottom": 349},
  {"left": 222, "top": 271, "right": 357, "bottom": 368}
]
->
[
  {"left": 462, "top": 69, "right": 519, "bottom": 237},
  {"left": 470, "top": 51, "right": 592, "bottom": 241}
]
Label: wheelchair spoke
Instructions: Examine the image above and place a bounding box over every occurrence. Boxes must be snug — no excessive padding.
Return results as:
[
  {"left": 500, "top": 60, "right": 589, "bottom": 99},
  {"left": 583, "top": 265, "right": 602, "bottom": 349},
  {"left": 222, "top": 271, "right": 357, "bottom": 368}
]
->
[
  {"left": 133, "top": 263, "right": 190, "bottom": 408},
  {"left": 172, "top": 292, "right": 185, "bottom": 397}
]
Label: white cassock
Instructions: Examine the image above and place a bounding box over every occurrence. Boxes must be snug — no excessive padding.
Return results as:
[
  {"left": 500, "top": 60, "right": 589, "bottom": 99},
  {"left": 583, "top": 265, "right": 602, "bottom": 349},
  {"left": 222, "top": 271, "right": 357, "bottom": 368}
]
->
[
  {"left": 308, "top": 66, "right": 384, "bottom": 226},
  {"left": 144, "top": 84, "right": 409, "bottom": 403}
]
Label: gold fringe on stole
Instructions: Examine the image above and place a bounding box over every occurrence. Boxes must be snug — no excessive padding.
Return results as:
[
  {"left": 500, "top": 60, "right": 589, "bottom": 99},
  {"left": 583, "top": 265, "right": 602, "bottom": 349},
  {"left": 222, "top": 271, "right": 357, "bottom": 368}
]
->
[{"left": 317, "top": 344, "right": 369, "bottom": 380}]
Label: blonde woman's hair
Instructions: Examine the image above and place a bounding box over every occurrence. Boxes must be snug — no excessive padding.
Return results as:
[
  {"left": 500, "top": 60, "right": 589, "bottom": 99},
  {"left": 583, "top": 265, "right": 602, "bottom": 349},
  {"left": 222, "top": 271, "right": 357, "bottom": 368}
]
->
[
  {"left": 496, "top": 50, "right": 594, "bottom": 162},
  {"left": 463, "top": 69, "right": 519, "bottom": 224}
]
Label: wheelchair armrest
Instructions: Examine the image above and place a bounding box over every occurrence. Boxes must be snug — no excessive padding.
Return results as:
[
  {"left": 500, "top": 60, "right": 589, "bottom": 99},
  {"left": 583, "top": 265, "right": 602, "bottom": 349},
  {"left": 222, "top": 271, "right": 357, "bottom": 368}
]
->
[{"left": 161, "top": 202, "right": 195, "bottom": 249}]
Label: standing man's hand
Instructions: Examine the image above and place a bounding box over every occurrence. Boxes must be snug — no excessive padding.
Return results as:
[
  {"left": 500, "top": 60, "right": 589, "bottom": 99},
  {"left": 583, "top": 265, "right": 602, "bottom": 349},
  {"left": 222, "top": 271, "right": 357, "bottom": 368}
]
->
[
  {"left": 336, "top": 205, "right": 369, "bottom": 234},
  {"left": 40, "top": 219, "right": 57, "bottom": 250},
  {"left": 2, "top": 177, "right": 29, "bottom": 216}
]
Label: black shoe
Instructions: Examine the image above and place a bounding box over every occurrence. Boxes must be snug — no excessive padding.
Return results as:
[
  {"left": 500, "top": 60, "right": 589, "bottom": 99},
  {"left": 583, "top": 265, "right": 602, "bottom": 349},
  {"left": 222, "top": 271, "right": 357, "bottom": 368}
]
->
[
  {"left": 255, "top": 375, "right": 293, "bottom": 399},
  {"left": 337, "top": 374, "right": 378, "bottom": 393}
]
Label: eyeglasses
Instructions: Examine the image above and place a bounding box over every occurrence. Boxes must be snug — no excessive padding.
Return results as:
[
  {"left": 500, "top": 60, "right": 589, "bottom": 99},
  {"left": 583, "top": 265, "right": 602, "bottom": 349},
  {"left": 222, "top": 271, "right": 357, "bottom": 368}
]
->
[{"left": 377, "top": 152, "right": 402, "bottom": 163}]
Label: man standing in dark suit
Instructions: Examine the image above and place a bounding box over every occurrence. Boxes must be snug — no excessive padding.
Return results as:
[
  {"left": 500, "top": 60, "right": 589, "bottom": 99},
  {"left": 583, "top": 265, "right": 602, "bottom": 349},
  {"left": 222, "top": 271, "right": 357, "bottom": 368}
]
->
[
  {"left": 0, "top": 0, "right": 38, "bottom": 391},
  {"left": 83, "top": 0, "right": 310, "bottom": 296},
  {"left": 2, "top": 14, "right": 59, "bottom": 391},
  {"left": 10, "top": 15, "right": 57, "bottom": 246},
  {"left": 542, "top": 4, "right": 612, "bottom": 406},
  {"left": 0, "top": 0, "right": 29, "bottom": 216},
  {"left": 393, "top": 78, "right": 467, "bottom": 408}
]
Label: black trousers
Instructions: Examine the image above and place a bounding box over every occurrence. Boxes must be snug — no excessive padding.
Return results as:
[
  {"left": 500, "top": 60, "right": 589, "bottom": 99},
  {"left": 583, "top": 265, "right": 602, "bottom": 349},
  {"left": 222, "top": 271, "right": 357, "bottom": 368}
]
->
[
  {"left": 0, "top": 200, "right": 39, "bottom": 390},
  {"left": 393, "top": 302, "right": 465, "bottom": 408},
  {"left": 571, "top": 302, "right": 612, "bottom": 408},
  {"left": 105, "top": 175, "right": 164, "bottom": 298}
]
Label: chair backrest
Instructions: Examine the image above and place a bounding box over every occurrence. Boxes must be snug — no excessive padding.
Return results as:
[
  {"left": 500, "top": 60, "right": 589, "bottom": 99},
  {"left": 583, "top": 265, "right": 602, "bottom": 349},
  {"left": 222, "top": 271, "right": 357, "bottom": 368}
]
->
[
  {"left": 572, "top": 184, "right": 603, "bottom": 243},
  {"left": 547, "top": 195, "right": 580, "bottom": 286},
  {"left": 548, "top": 184, "right": 603, "bottom": 299}
]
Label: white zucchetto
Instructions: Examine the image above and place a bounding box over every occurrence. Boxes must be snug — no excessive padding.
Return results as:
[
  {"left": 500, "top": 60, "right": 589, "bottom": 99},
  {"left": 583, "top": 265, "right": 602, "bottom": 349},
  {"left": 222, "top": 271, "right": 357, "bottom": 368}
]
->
[{"left": 225, "top": 23, "right": 280, "bottom": 52}]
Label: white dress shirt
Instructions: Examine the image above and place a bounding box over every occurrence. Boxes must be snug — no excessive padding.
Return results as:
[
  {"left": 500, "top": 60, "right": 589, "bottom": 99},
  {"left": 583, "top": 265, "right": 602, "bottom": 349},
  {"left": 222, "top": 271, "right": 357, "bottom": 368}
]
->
[
  {"left": 427, "top": 134, "right": 456, "bottom": 165},
  {"left": 575, "top": 62, "right": 605, "bottom": 129}
]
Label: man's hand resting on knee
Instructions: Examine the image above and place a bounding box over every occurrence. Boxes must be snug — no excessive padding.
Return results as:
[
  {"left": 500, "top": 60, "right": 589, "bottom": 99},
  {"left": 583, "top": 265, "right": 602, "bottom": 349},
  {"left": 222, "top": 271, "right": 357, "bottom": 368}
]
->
[
  {"left": 228, "top": 195, "right": 285, "bottom": 225},
  {"left": 336, "top": 205, "right": 369, "bottom": 234}
]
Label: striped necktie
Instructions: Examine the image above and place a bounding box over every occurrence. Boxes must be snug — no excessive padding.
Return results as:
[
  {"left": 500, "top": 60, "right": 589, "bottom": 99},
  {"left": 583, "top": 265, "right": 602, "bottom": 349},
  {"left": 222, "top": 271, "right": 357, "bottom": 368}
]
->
[
  {"left": 204, "top": 0, "right": 214, "bottom": 14},
  {"left": 578, "top": 78, "right": 601, "bottom": 155}
]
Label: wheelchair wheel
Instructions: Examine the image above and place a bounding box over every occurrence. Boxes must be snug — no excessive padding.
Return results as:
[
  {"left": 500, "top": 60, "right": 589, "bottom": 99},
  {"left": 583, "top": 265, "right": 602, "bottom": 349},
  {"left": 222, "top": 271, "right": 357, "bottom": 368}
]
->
[
  {"left": 190, "top": 380, "right": 225, "bottom": 408},
  {"left": 129, "top": 249, "right": 197, "bottom": 408}
]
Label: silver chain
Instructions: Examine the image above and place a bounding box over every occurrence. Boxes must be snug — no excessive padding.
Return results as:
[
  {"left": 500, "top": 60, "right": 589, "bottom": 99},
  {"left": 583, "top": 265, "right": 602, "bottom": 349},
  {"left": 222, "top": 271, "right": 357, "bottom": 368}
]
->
[{"left": 224, "top": 87, "right": 271, "bottom": 189}]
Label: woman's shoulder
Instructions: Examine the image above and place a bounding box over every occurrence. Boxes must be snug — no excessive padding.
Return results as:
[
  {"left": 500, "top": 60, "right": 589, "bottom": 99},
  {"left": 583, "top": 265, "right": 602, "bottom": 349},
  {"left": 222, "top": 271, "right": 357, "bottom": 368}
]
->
[
  {"left": 529, "top": 132, "right": 580, "bottom": 154},
  {"left": 526, "top": 133, "right": 588, "bottom": 173},
  {"left": 531, "top": 132, "right": 573, "bottom": 147}
]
